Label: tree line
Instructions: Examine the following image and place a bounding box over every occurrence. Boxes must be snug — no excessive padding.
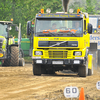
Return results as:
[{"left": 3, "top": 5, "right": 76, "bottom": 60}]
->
[{"left": 0, "top": 0, "right": 99, "bottom": 37}]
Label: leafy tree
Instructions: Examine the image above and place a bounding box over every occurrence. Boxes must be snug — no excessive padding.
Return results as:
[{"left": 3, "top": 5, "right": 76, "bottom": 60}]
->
[
  {"left": 69, "top": 1, "right": 86, "bottom": 13},
  {"left": 0, "top": 0, "right": 63, "bottom": 38},
  {"left": 2, "top": 0, "right": 100, "bottom": 38},
  {"left": 86, "top": 0, "right": 97, "bottom": 14},
  {"left": 68, "top": 0, "right": 100, "bottom": 14}
]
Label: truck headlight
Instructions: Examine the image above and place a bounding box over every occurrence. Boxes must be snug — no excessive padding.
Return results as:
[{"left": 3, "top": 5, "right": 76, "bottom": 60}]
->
[
  {"left": 74, "top": 51, "right": 82, "bottom": 56},
  {"left": 35, "top": 51, "right": 43, "bottom": 55}
]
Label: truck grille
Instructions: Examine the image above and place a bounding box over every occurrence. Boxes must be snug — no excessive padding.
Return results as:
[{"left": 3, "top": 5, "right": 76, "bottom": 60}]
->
[{"left": 48, "top": 51, "right": 67, "bottom": 58}]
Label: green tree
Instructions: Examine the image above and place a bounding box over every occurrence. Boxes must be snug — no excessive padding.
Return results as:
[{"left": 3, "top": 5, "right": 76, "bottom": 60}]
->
[
  {"left": 69, "top": 0, "right": 100, "bottom": 14},
  {"left": 0, "top": 0, "right": 63, "bottom": 38},
  {"left": 86, "top": 0, "right": 97, "bottom": 14}
]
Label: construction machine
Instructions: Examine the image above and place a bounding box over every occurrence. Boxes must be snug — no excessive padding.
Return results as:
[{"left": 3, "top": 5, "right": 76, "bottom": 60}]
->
[{"left": 0, "top": 21, "right": 25, "bottom": 66}]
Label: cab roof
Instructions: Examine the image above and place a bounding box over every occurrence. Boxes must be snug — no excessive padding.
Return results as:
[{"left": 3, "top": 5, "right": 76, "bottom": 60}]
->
[{"left": 36, "top": 13, "right": 84, "bottom": 19}]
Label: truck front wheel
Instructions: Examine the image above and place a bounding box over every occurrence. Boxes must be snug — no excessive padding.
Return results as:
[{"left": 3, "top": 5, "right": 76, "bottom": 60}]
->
[
  {"left": 78, "top": 65, "right": 88, "bottom": 77},
  {"left": 78, "top": 60, "right": 88, "bottom": 77},
  {"left": 88, "top": 64, "right": 93, "bottom": 76},
  {"left": 33, "top": 64, "right": 41, "bottom": 75}
]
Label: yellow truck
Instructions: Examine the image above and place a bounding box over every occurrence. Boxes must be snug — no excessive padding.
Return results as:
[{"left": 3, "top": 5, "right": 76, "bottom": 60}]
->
[{"left": 27, "top": 8, "right": 93, "bottom": 77}]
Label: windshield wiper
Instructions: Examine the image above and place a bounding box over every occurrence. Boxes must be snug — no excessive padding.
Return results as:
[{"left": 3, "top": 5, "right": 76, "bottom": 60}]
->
[
  {"left": 46, "top": 32, "right": 56, "bottom": 36},
  {"left": 37, "top": 31, "right": 56, "bottom": 36},
  {"left": 55, "top": 31, "right": 77, "bottom": 37},
  {"left": 55, "top": 32, "right": 63, "bottom": 36},
  {"left": 36, "top": 32, "right": 46, "bottom": 36},
  {"left": 66, "top": 32, "right": 77, "bottom": 37}
]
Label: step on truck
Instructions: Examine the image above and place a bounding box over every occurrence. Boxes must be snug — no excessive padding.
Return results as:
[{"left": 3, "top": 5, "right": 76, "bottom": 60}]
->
[
  {"left": 27, "top": 8, "right": 93, "bottom": 77},
  {"left": 0, "top": 21, "right": 25, "bottom": 66}
]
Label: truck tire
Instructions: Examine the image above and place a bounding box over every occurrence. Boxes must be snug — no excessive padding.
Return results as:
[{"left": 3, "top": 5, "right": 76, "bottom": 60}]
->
[
  {"left": 41, "top": 65, "right": 47, "bottom": 74},
  {"left": 78, "top": 65, "right": 87, "bottom": 77},
  {"left": 10, "top": 46, "right": 19, "bottom": 66},
  {"left": 78, "top": 60, "right": 88, "bottom": 77},
  {"left": 19, "top": 58, "right": 25, "bottom": 66},
  {"left": 88, "top": 65, "right": 93, "bottom": 76},
  {"left": 33, "top": 64, "right": 41, "bottom": 75}
]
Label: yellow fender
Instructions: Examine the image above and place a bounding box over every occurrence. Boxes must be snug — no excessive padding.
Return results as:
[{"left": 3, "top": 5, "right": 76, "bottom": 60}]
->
[
  {"left": 88, "top": 54, "right": 93, "bottom": 69},
  {"left": 88, "top": 54, "right": 93, "bottom": 75}
]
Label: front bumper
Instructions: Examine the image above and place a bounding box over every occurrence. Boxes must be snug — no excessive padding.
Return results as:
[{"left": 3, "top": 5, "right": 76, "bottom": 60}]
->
[{"left": 33, "top": 59, "right": 84, "bottom": 65}]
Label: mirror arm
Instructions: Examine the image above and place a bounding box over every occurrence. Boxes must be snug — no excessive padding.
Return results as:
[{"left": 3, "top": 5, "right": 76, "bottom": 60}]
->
[
  {"left": 83, "top": 30, "right": 87, "bottom": 34},
  {"left": 29, "top": 27, "right": 34, "bottom": 34}
]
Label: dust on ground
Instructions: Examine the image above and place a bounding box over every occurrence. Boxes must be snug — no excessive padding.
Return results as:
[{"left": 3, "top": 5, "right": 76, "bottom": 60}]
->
[{"left": 0, "top": 64, "right": 100, "bottom": 100}]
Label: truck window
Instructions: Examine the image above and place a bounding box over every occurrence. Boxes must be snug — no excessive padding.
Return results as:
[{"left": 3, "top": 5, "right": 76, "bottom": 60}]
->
[
  {"left": 0, "top": 24, "right": 7, "bottom": 37},
  {"left": 35, "top": 19, "right": 83, "bottom": 37}
]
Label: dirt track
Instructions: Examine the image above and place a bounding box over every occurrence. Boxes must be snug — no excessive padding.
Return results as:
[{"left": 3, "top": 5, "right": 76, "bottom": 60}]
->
[{"left": 0, "top": 64, "right": 100, "bottom": 100}]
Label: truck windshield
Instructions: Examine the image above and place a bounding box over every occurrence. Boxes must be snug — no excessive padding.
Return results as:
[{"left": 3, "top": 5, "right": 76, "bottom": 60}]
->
[
  {"left": 0, "top": 23, "right": 7, "bottom": 37},
  {"left": 35, "top": 19, "right": 83, "bottom": 37}
]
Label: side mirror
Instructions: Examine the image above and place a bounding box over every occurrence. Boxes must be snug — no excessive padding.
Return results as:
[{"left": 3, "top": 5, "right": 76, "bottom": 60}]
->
[
  {"left": 27, "top": 21, "right": 31, "bottom": 35},
  {"left": 15, "top": 26, "right": 19, "bottom": 32},
  {"left": 88, "top": 23, "right": 92, "bottom": 34}
]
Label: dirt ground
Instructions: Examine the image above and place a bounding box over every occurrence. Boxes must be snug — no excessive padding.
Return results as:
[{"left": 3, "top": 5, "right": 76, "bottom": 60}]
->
[{"left": 0, "top": 64, "right": 100, "bottom": 100}]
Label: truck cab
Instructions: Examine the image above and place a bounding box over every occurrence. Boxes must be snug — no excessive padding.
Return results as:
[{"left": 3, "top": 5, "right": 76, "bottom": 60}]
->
[{"left": 27, "top": 9, "right": 93, "bottom": 77}]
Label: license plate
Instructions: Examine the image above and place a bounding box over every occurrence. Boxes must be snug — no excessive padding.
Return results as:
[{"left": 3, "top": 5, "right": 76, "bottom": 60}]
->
[
  {"left": 74, "top": 60, "right": 80, "bottom": 64},
  {"left": 36, "top": 60, "right": 42, "bottom": 63},
  {"left": 52, "top": 61, "right": 63, "bottom": 64}
]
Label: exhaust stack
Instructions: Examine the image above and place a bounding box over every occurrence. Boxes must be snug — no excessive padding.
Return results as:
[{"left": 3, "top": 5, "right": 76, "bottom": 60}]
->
[{"left": 62, "top": 0, "right": 70, "bottom": 12}]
